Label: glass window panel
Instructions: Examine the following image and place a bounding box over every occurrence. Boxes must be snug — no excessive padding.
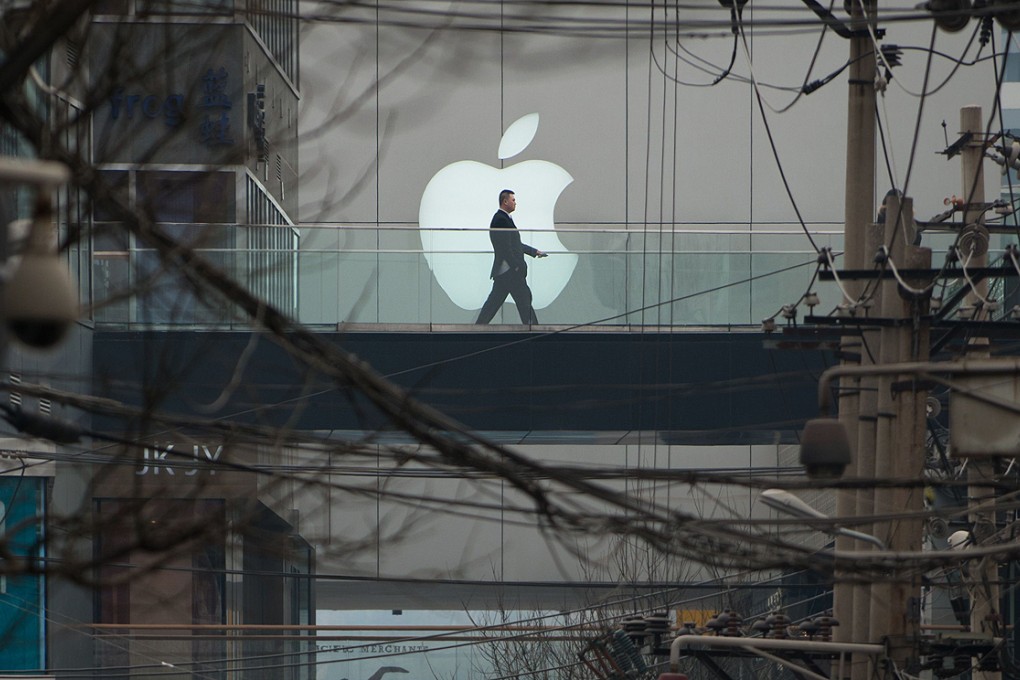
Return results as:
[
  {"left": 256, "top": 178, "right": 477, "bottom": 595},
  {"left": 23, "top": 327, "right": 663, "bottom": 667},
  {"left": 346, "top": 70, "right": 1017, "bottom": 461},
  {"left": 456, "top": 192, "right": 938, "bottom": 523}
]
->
[
  {"left": 137, "top": 171, "right": 236, "bottom": 224},
  {"left": 93, "top": 0, "right": 130, "bottom": 13},
  {"left": 143, "top": 0, "right": 233, "bottom": 15},
  {"left": 93, "top": 170, "right": 129, "bottom": 222}
]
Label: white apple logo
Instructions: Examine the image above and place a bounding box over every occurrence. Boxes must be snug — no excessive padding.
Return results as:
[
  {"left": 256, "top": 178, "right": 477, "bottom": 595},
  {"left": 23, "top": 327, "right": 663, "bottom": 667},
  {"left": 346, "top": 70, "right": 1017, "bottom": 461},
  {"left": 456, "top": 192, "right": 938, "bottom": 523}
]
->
[{"left": 418, "top": 113, "right": 578, "bottom": 311}]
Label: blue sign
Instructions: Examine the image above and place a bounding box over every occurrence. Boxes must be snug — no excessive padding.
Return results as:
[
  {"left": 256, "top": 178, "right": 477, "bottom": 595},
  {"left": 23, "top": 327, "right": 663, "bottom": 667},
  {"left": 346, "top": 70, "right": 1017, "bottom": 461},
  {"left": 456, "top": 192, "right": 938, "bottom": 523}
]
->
[
  {"left": 0, "top": 476, "right": 45, "bottom": 670},
  {"left": 109, "top": 88, "right": 185, "bottom": 127},
  {"left": 199, "top": 67, "right": 235, "bottom": 147},
  {"left": 106, "top": 66, "right": 239, "bottom": 152}
]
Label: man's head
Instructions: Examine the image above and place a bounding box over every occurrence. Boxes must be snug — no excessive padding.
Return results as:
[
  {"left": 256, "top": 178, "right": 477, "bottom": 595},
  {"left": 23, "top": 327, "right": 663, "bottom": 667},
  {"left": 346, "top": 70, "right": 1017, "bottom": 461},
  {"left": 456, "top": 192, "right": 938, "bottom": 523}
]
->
[{"left": 499, "top": 189, "right": 516, "bottom": 213}]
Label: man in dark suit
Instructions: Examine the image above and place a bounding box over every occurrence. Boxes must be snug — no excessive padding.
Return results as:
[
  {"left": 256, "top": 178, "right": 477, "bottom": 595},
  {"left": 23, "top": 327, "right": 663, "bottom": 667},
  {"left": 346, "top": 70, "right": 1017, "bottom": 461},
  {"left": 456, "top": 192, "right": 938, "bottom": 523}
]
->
[{"left": 475, "top": 189, "right": 546, "bottom": 325}]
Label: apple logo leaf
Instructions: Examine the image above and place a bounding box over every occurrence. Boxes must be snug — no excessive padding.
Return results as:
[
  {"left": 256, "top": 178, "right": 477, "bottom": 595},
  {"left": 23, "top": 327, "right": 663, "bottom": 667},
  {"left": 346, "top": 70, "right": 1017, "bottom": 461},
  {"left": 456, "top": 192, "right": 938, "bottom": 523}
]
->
[{"left": 497, "top": 113, "right": 540, "bottom": 160}]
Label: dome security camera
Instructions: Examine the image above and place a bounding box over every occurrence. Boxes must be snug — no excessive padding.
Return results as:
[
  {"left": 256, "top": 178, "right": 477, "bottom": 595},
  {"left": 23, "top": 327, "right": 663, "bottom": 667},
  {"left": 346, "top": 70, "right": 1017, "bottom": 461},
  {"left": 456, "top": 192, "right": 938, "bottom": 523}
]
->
[
  {"left": 0, "top": 160, "right": 76, "bottom": 350},
  {"left": 799, "top": 418, "right": 852, "bottom": 479},
  {"left": 3, "top": 218, "right": 78, "bottom": 350}
]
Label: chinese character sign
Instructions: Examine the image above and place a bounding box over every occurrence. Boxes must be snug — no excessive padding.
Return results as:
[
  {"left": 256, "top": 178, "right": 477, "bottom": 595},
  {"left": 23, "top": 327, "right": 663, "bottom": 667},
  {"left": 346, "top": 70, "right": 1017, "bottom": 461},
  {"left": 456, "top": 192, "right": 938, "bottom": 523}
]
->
[{"left": 199, "top": 67, "right": 235, "bottom": 147}]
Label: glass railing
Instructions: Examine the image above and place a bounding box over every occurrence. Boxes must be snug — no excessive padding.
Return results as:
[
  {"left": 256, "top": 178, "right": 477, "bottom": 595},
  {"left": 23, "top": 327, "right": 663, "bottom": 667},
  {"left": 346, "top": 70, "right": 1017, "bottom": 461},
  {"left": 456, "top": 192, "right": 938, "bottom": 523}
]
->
[
  {"left": 297, "top": 224, "right": 847, "bottom": 328},
  {"left": 92, "top": 224, "right": 854, "bottom": 329}
]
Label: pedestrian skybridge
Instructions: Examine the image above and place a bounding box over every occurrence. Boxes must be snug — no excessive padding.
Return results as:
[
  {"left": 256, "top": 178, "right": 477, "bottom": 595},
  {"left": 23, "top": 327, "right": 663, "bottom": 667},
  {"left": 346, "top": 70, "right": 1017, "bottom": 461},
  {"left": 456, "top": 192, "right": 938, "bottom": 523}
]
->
[{"left": 90, "top": 224, "right": 848, "bottom": 329}]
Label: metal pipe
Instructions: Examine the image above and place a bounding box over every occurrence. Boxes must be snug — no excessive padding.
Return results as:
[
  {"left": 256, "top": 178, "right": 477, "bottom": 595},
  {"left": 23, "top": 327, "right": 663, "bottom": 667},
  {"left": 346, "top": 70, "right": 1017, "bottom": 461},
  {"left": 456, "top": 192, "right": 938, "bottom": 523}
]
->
[
  {"left": 817, "top": 359, "right": 1020, "bottom": 415},
  {"left": 0, "top": 157, "right": 70, "bottom": 188}
]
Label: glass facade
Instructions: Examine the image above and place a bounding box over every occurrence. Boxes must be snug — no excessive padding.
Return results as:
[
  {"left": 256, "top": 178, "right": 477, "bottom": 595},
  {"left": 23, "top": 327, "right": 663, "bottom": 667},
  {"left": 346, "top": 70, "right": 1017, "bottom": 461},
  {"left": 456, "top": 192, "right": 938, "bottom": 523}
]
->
[
  {"left": 93, "top": 0, "right": 234, "bottom": 16},
  {"left": 0, "top": 46, "right": 92, "bottom": 320},
  {"left": 54, "top": 98, "right": 95, "bottom": 321},
  {"left": 242, "top": 507, "right": 315, "bottom": 680},
  {"left": 246, "top": 174, "right": 299, "bottom": 314},
  {"left": 245, "top": 0, "right": 299, "bottom": 85},
  {"left": 92, "top": 169, "right": 298, "bottom": 325},
  {"left": 91, "top": 0, "right": 298, "bottom": 86}
]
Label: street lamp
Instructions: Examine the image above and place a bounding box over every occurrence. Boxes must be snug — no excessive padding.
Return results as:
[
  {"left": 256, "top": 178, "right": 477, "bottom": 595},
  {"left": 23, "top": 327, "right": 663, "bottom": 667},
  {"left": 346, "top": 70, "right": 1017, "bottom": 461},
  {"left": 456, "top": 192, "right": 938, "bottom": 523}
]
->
[{"left": 759, "top": 488, "right": 887, "bottom": 551}]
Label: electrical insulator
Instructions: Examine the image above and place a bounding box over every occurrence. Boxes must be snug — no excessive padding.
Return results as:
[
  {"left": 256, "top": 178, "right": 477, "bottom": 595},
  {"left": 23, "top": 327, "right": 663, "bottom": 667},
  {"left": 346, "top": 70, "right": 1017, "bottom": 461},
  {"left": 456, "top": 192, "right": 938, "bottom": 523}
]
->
[
  {"left": 765, "top": 611, "right": 792, "bottom": 639},
  {"left": 643, "top": 611, "right": 672, "bottom": 646},
  {"left": 1006, "top": 140, "right": 1020, "bottom": 172},
  {"left": 880, "top": 43, "right": 903, "bottom": 67},
  {"left": 944, "top": 195, "right": 965, "bottom": 210},
  {"left": 812, "top": 613, "right": 838, "bottom": 641},
  {"left": 609, "top": 630, "right": 647, "bottom": 675},
  {"left": 723, "top": 610, "right": 743, "bottom": 637},
  {"left": 621, "top": 614, "right": 647, "bottom": 644},
  {"left": 959, "top": 222, "right": 990, "bottom": 258},
  {"left": 927, "top": 0, "right": 973, "bottom": 31},
  {"left": 797, "top": 618, "right": 820, "bottom": 639}
]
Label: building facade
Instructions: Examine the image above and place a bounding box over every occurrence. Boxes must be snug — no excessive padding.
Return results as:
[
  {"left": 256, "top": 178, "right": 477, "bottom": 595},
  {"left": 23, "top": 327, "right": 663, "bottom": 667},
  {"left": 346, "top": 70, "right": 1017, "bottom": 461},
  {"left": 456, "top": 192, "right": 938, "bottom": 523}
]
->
[{"left": 17, "top": 1, "right": 314, "bottom": 677}]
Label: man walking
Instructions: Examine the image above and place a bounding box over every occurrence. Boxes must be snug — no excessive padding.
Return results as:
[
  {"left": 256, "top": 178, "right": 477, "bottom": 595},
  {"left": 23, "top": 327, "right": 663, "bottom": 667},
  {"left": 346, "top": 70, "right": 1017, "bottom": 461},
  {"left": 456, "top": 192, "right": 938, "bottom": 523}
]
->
[{"left": 475, "top": 189, "right": 546, "bottom": 325}]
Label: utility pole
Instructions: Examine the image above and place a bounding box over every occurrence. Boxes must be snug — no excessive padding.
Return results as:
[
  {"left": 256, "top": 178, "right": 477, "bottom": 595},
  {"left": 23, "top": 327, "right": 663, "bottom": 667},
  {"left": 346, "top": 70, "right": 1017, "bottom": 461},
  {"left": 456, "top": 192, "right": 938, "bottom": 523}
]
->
[
  {"left": 868, "top": 190, "right": 929, "bottom": 676},
  {"left": 832, "top": 3, "right": 876, "bottom": 680},
  {"left": 958, "top": 104, "right": 1001, "bottom": 680},
  {"left": 833, "top": 3, "right": 931, "bottom": 676}
]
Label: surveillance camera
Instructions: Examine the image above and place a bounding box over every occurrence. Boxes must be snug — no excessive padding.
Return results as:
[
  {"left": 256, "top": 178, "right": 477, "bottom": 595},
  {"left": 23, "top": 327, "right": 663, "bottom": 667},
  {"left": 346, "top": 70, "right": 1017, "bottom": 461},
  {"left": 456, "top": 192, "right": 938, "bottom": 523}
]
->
[
  {"left": 947, "top": 530, "right": 971, "bottom": 550},
  {"left": 927, "top": 517, "right": 950, "bottom": 540},
  {"left": 799, "top": 418, "right": 852, "bottom": 479},
  {"left": 4, "top": 251, "right": 78, "bottom": 349}
]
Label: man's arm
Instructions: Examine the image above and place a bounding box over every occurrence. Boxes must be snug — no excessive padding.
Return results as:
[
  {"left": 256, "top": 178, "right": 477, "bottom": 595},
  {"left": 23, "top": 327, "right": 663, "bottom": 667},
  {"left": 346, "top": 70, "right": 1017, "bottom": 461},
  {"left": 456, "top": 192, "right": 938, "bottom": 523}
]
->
[{"left": 522, "top": 243, "right": 547, "bottom": 258}]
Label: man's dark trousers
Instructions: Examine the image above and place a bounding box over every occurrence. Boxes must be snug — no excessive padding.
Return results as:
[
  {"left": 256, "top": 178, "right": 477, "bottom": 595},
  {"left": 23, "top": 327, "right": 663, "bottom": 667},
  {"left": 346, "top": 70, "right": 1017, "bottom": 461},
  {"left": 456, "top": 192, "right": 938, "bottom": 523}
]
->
[{"left": 475, "top": 270, "right": 538, "bottom": 324}]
